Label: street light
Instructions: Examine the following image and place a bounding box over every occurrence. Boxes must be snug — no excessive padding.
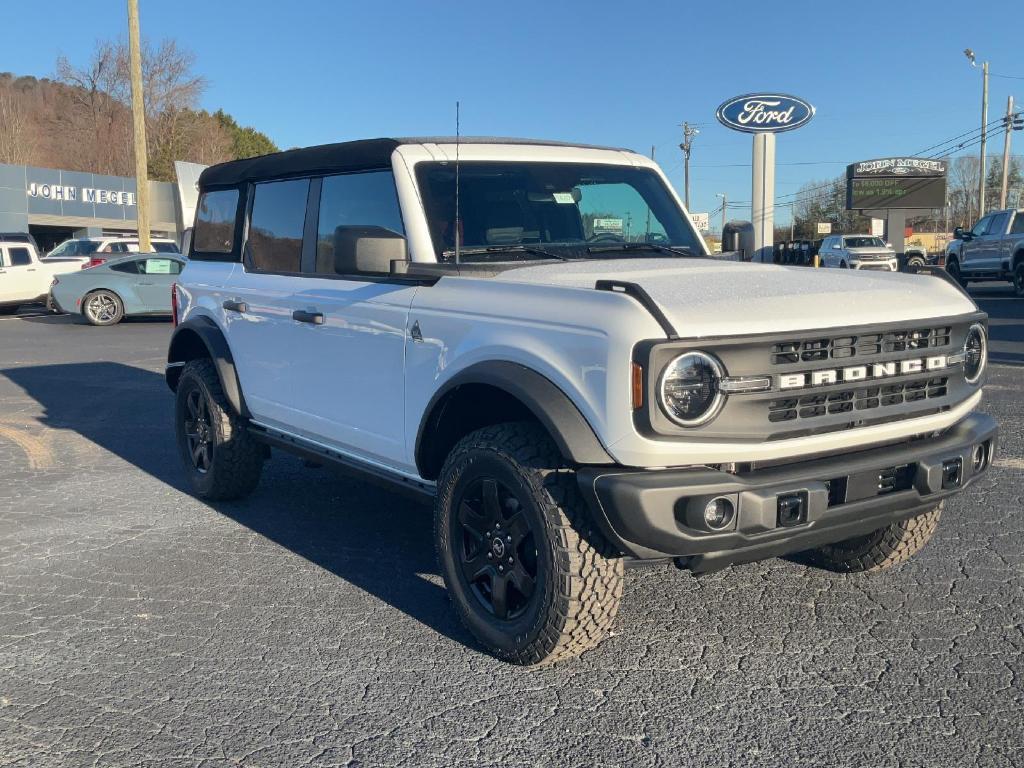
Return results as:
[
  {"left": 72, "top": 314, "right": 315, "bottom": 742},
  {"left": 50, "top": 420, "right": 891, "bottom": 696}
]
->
[
  {"left": 715, "top": 193, "right": 726, "bottom": 233},
  {"left": 964, "top": 48, "right": 989, "bottom": 216}
]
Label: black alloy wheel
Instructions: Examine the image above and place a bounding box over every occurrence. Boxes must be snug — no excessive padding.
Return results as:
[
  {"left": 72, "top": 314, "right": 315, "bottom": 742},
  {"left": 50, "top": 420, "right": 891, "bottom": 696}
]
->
[
  {"left": 183, "top": 387, "right": 213, "bottom": 474},
  {"left": 454, "top": 476, "right": 538, "bottom": 621},
  {"left": 1014, "top": 262, "right": 1024, "bottom": 297}
]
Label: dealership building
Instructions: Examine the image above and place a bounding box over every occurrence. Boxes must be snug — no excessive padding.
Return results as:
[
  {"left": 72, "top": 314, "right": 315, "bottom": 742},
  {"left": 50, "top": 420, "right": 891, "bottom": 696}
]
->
[{"left": 0, "top": 161, "right": 205, "bottom": 252}]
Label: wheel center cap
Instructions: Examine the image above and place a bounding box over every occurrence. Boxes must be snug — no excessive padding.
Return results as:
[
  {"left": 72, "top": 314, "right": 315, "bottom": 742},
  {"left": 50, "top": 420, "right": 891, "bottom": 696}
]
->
[{"left": 491, "top": 537, "right": 506, "bottom": 558}]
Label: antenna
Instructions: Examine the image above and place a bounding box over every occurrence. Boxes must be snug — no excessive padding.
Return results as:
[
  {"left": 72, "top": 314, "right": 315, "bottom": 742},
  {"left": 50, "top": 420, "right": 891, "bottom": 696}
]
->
[{"left": 454, "top": 100, "right": 461, "bottom": 265}]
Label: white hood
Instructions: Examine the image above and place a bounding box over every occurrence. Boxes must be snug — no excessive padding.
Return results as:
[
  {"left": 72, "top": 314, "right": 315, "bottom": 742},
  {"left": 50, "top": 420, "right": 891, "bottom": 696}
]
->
[{"left": 493, "top": 258, "right": 976, "bottom": 337}]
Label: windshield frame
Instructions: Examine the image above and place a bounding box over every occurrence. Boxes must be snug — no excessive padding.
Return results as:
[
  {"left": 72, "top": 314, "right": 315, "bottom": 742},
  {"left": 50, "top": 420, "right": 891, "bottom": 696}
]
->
[{"left": 412, "top": 159, "right": 705, "bottom": 263}]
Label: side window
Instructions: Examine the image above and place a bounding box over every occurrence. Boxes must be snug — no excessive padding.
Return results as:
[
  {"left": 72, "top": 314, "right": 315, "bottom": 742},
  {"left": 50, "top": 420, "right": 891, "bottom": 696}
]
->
[
  {"left": 986, "top": 212, "right": 1009, "bottom": 236},
  {"left": 193, "top": 189, "right": 240, "bottom": 254},
  {"left": 970, "top": 216, "right": 991, "bottom": 237},
  {"left": 315, "top": 171, "right": 404, "bottom": 274},
  {"left": 110, "top": 261, "right": 139, "bottom": 274},
  {"left": 1011, "top": 213, "right": 1024, "bottom": 235},
  {"left": 153, "top": 241, "right": 180, "bottom": 254},
  {"left": 8, "top": 247, "right": 31, "bottom": 266},
  {"left": 139, "top": 258, "right": 181, "bottom": 275},
  {"left": 248, "top": 179, "right": 310, "bottom": 273}
]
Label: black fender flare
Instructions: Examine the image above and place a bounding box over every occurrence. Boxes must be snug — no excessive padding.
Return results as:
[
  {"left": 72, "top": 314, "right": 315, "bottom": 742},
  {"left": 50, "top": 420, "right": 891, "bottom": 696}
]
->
[
  {"left": 415, "top": 361, "right": 614, "bottom": 477},
  {"left": 166, "top": 316, "right": 249, "bottom": 418}
]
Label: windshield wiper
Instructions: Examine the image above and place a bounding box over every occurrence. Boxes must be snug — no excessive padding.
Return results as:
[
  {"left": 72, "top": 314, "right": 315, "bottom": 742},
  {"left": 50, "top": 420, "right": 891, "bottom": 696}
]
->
[
  {"left": 443, "top": 245, "right": 569, "bottom": 262},
  {"left": 586, "top": 243, "right": 698, "bottom": 258}
]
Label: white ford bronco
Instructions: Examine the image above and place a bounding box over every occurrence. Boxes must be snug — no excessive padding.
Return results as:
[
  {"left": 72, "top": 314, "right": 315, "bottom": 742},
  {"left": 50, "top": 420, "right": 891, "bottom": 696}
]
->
[{"left": 167, "top": 137, "right": 997, "bottom": 665}]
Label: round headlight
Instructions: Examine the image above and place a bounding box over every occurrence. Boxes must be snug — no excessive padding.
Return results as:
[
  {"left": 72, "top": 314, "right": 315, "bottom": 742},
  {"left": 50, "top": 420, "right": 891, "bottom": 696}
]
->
[
  {"left": 963, "top": 323, "right": 987, "bottom": 384},
  {"left": 658, "top": 351, "right": 725, "bottom": 427}
]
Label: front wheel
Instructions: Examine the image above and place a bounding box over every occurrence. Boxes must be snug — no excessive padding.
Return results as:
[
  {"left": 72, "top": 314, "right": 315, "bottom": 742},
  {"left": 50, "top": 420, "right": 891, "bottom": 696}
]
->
[
  {"left": 1013, "top": 262, "right": 1024, "bottom": 297},
  {"left": 175, "top": 358, "right": 263, "bottom": 500},
  {"left": 800, "top": 504, "right": 942, "bottom": 573},
  {"left": 83, "top": 290, "right": 124, "bottom": 326},
  {"left": 435, "top": 422, "right": 624, "bottom": 665}
]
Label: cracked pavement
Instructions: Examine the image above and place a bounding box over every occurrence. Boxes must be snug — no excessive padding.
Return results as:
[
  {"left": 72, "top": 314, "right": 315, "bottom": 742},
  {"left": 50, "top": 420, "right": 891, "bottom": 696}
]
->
[{"left": 1, "top": 285, "right": 1022, "bottom": 767}]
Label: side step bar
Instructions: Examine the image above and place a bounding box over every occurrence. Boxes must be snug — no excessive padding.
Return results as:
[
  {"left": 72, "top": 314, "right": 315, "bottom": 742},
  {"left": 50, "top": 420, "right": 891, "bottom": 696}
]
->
[{"left": 247, "top": 423, "right": 436, "bottom": 501}]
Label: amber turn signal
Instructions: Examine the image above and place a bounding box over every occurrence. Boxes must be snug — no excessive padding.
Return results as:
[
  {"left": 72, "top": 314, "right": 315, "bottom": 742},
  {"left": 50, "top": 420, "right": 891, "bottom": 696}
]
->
[{"left": 631, "top": 362, "right": 644, "bottom": 409}]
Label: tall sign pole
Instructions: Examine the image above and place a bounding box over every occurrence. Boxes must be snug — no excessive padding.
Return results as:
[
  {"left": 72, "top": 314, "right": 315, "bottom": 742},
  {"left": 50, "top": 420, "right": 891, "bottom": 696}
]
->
[
  {"left": 128, "top": 0, "right": 151, "bottom": 253},
  {"left": 979, "top": 61, "right": 988, "bottom": 216},
  {"left": 715, "top": 93, "right": 815, "bottom": 262},
  {"left": 751, "top": 133, "right": 775, "bottom": 257}
]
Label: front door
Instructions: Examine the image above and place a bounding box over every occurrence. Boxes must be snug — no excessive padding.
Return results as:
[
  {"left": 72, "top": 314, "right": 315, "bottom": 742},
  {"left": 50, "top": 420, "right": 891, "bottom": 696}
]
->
[
  {"left": 0, "top": 247, "right": 37, "bottom": 303},
  {"left": 960, "top": 215, "right": 993, "bottom": 273}
]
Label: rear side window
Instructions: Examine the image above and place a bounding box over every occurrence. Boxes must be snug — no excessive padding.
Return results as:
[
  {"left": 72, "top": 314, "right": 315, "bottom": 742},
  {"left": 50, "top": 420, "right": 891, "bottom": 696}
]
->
[
  {"left": 248, "top": 179, "right": 310, "bottom": 273},
  {"left": 986, "top": 212, "right": 1010, "bottom": 236},
  {"left": 315, "top": 171, "right": 405, "bottom": 274},
  {"left": 1012, "top": 213, "right": 1024, "bottom": 235},
  {"left": 8, "top": 247, "right": 31, "bottom": 266},
  {"left": 110, "top": 261, "right": 140, "bottom": 274},
  {"left": 194, "top": 189, "right": 240, "bottom": 254}
]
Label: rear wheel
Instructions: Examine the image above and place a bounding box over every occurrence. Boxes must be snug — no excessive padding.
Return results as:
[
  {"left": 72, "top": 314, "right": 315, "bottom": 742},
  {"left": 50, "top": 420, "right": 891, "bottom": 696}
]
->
[
  {"left": 1013, "top": 262, "right": 1024, "bottom": 297},
  {"left": 83, "top": 290, "right": 124, "bottom": 326},
  {"left": 435, "top": 422, "right": 624, "bottom": 665},
  {"left": 800, "top": 505, "right": 942, "bottom": 573},
  {"left": 175, "top": 358, "right": 263, "bottom": 500}
]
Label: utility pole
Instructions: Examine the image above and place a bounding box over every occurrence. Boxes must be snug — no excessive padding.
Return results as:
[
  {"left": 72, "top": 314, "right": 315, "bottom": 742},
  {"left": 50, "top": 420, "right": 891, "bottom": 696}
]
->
[
  {"left": 128, "top": 0, "right": 151, "bottom": 252},
  {"left": 680, "top": 122, "right": 698, "bottom": 210},
  {"left": 999, "top": 95, "right": 1014, "bottom": 209}
]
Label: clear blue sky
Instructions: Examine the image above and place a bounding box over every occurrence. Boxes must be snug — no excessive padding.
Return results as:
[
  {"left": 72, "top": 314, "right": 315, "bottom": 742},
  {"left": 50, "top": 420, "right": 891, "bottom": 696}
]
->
[{"left": 5, "top": 0, "right": 1022, "bottom": 227}]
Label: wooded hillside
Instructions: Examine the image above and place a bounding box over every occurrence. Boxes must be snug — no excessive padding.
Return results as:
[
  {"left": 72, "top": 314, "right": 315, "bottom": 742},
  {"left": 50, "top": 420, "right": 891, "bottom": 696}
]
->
[{"left": 0, "top": 38, "right": 277, "bottom": 181}]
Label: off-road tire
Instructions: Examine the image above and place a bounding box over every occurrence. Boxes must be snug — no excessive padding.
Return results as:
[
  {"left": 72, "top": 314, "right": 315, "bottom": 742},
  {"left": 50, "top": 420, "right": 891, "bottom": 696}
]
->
[
  {"left": 1013, "top": 261, "right": 1024, "bottom": 297},
  {"left": 435, "top": 422, "right": 624, "bottom": 665},
  {"left": 801, "top": 504, "right": 942, "bottom": 573},
  {"left": 175, "top": 358, "right": 263, "bottom": 501}
]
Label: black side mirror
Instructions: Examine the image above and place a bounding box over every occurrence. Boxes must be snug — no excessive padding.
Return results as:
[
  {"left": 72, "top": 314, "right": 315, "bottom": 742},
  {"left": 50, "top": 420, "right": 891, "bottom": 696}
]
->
[
  {"left": 333, "top": 226, "right": 407, "bottom": 275},
  {"left": 953, "top": 226, "right": 964, "bottom": 240}
]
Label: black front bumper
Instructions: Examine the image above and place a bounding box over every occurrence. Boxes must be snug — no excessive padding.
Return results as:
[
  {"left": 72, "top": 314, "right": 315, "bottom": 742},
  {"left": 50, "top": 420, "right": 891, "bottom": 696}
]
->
[{"left": 578, "top": 413, "right": 997, "bottom": 572}]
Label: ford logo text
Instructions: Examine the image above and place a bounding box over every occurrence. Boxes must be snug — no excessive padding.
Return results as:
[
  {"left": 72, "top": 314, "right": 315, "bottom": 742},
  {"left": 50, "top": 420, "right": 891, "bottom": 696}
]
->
[{"left": 715, "top": 93, "right": 815, "bottom": 134}]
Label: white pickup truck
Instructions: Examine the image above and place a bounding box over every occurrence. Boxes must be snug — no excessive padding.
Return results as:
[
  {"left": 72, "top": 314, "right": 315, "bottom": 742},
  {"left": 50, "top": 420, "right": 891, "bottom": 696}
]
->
[
  {"left": 166, "top": 137, "right": 997, "bottom": 665},
  {"left": 0, "top": 240, "right": 88, "bottom": 314}
]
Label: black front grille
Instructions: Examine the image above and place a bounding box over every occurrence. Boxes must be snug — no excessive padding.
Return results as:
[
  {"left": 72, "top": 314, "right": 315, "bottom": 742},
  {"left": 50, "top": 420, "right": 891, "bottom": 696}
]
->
[
  {"left": 771, "top": 327, "right": 952, "bottom": 365},
  {"left": 768, "top": 376, "right": 949, "bottom": 422}
]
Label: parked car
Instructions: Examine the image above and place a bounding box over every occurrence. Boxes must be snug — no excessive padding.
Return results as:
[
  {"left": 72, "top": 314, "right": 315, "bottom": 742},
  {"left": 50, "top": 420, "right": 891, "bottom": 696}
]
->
[
  {"left": 945, "top": 208, "right": 1024, "bottom": 294},
  {"left": 0, "top": 231, "right": 41, "bottom": 252},
  {"left": 818, "top": 235, "right": 898, "bottom": 271},
  {"left": 0, "top": 239, "right": 89, "bottom": 314},
  {"left": 46, "top": 236, "right": 180, "bottom": 269},
  {"left": 49, "top": 253, "right": 185, "bottom": 326},
  {"left": 167, "top": 137, "right": 995, "bottom": 665}
]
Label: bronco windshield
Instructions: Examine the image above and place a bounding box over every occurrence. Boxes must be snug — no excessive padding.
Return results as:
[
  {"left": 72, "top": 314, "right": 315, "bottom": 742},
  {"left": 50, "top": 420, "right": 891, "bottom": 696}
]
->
[{"left": 415, "top": 162, "right": 702, "bottom": 261}]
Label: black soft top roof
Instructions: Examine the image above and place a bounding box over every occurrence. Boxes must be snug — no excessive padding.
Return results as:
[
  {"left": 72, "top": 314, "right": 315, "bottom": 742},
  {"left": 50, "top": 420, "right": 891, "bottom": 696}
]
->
[{"left": 198, "top": 136, "right": 629, "bottom": 188}]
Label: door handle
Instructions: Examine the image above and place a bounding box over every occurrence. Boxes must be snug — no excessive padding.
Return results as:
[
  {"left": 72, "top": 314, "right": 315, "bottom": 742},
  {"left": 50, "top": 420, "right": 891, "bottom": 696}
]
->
[
  {"left": 223, "top": 299, "right": 248, "bottom": 313},
  {"left": 138, "top": 281, "right": 154, "bottom": 286},
  {"left": 292, "top": 309, "right": 324, "bottom": 325}
]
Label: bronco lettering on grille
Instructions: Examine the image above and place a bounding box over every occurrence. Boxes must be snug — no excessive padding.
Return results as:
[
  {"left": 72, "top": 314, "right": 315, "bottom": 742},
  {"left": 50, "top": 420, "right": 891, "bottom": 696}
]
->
[{"left": 779, "top": 355, "right": 950, "bottom": 391}]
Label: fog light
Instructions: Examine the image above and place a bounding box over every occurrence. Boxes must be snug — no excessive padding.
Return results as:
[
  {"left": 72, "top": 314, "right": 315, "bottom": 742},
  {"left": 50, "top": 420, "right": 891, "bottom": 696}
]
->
[
  {"left": 971, "top": 444, "right": 987, "bottom": 473},
  {"left": 703, "top": 497, "right": 735, "bottom": 530},
  {"left": 941, "top": 458, "right": 963, "bottom": 489},
  {"left": 777, "top": 493, "right": 808, "bottom": 527}
]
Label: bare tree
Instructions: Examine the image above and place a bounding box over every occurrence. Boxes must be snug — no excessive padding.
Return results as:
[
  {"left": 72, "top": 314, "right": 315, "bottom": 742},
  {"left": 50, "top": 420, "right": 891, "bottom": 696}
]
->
[
  {"left": 947, "top": 156, "right": 980, "bottom": 228},
  {"left": 0, "top": 91, "right": 35, "bottom": 164}
]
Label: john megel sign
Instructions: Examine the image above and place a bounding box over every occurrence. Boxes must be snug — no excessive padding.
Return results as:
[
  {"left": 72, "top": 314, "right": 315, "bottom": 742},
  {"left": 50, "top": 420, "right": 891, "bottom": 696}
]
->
[
  {"left": 846, "top": 157, "right": 948, "bottom": 210},
  {"left": 27, "top": 182, "right": 136, "bottom": 207},
  {"left": 715, "top": 93, "right": 815, "bottom": 134}
]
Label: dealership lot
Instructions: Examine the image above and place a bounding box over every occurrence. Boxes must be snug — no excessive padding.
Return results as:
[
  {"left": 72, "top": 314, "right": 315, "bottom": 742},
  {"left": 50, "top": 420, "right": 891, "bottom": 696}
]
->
[{"left": 1, "top": 288, "right": 1022, "bottom": 767}]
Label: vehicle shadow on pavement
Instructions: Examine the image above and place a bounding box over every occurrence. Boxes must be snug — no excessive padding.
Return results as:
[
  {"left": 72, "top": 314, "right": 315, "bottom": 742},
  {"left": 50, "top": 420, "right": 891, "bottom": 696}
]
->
[{"left": 1, "top": 361, "right": 471, "bottom": 649}]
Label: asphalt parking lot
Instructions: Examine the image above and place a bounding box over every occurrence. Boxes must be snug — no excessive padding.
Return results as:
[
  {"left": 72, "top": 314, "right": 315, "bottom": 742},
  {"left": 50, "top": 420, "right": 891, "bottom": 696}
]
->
[{"left": 1, "top": 285, "right": 1022, "bottom": 768}]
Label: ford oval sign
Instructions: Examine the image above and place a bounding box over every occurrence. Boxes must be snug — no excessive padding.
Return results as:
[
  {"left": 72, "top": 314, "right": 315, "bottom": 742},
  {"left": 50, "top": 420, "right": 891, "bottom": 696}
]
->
[{"left": 715, "top": 93, "right": 815, "bottom": 134}]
